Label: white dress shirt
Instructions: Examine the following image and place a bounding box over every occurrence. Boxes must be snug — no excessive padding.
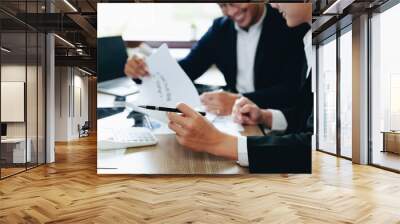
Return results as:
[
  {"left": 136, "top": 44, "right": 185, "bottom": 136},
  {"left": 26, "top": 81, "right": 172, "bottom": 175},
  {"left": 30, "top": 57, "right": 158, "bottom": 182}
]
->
[
  {"left": 235, "top": 6, "right": 266, "bottom": 94},
  {"left": 237, "top": 30, "right": 312, "bottom": 167}
]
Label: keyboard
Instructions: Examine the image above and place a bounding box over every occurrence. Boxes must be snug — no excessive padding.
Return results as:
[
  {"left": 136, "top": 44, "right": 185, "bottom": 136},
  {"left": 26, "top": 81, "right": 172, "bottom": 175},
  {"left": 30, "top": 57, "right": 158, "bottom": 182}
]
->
[
  {"left": 98, "top": 77, "right": 139, "bottom": 96},
  {"left": 98, "top": 127, "right": 157, "bottom": 150}
]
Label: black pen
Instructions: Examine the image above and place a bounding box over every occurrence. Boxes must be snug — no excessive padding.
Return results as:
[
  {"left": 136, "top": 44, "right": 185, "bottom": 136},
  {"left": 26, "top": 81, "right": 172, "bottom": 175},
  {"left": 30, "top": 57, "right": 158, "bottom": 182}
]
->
[{"left": 138, "top": 105, "right": 206, "bottom": 116}]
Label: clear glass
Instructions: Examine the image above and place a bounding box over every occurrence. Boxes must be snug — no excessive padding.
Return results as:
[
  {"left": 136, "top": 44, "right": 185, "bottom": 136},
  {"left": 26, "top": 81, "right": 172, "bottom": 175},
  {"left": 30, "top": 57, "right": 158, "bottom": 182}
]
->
[
  {"left": 339, "top": 30, "right": 352, "bottom": 158},
  {"left": 0, "top": 0, "right": 47, "bottom": 179},
  {"left": 318, "top": 37, "right": 337, "bottom": 154},
  {"left": 27, "top": 30, "right": 38, "bottom": 169},
  {"left": 1, "top": 27, "right": 28, "bottom": 178},
  {"left": 371, "top": 4, "right": 400, "bottom": 171}
]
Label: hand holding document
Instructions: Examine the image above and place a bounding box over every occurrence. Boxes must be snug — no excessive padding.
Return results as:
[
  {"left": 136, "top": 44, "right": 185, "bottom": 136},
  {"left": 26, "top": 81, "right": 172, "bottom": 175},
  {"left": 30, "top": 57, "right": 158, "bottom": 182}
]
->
[
  {"left": 128, "top": 44, "right": 243, "bottom": 135},
  {"left": 135, "top": 44, "right": 202, "bottom": 109}
]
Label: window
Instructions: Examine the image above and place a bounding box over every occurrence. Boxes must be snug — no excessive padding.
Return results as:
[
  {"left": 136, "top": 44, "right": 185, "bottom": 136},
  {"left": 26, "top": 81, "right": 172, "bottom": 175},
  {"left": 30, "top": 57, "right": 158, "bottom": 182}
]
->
[
  {"left": 370, "top": 2, "right": 400, "bottom": 171},
  {"left": 317, "top": 37, "right": 337, "bottom": 154},
  {"left": 339, "top": 29, "right": 352, "bottom": 158}
]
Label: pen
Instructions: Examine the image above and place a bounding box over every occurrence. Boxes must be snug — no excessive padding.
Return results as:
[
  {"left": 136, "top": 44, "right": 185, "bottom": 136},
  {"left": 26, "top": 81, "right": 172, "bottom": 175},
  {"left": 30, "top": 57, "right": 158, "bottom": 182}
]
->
[{"left": 139, "top": 105, "right": 206, "bottom": 116}]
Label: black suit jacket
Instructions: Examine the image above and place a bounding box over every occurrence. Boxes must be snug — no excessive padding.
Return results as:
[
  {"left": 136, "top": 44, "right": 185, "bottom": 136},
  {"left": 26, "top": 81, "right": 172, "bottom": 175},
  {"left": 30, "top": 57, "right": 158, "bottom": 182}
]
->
[
  {"left": 246, "top": 67, "right": 313, "bottom": 173},
  {"left": 179, "top": 4, "right": 308, "bottom": 109}
]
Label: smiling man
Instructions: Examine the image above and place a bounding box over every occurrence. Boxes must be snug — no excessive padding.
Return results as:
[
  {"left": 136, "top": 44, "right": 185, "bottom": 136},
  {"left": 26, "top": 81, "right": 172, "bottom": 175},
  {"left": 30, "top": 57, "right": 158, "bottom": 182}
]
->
[
  {"left": 125, "top": 3, "right": 307, "bottom": 116},
  {"left": 218, "top": 3, "right": 264, "bottom": 29},
  {"left": 166, "top": 3, "right": 313, "bottom": 173}
]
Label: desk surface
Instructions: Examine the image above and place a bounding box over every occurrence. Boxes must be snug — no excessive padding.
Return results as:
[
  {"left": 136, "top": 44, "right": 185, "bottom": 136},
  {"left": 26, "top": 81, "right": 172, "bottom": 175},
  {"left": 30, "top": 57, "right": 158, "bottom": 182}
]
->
[
  {"left": 97, "top": 92, "right": 263, "bottom": 174},
  {"left": 1, "top": 138, "right": 27, "bottom": 144}
]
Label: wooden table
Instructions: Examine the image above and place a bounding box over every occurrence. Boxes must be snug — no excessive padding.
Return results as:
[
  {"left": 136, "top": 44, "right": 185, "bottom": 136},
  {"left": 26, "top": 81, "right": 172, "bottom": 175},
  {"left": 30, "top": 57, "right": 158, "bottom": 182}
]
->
[{"left": 97, "top": 92, "right": 263, "bottom": 174}]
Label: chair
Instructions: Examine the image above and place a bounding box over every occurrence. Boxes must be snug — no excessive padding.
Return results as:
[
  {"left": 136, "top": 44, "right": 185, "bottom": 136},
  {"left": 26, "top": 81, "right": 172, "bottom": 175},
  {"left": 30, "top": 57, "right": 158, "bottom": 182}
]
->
[{"left": 78, "top": 121, "right": 90, "bottom": 138}]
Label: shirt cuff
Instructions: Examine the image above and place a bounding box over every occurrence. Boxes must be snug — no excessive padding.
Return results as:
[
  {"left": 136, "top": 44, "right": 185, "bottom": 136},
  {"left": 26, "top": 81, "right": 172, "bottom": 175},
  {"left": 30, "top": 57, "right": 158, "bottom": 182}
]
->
[
  {"left": 269, "top": 109, "right": 288, "bottom": 131},
  {"left": 236, "top": 136, "right": 249, "bottom": 167}
]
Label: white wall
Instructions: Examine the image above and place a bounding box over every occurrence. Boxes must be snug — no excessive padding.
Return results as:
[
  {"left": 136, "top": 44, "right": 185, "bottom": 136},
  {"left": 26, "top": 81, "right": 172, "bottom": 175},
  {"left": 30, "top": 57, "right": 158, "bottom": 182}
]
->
[
  {"left": 54, "top": 67, "right": 89, "bottom": 141},
  {"left": 1, "top": 82, "right": 25, "bottom": 122},
  {"left": 54, "top": 66, "right": 69, "bottom": 141},
  {"left": 1, "top": 65, "right": 26, "bottom": 139},
  {"left": 74, "top": 73, "right": 89, "bottom": 123}
]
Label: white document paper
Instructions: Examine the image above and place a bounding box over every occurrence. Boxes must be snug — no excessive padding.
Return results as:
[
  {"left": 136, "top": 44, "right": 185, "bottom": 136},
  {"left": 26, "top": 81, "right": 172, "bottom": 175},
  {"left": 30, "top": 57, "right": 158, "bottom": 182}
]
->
[
  {"left": 135, "top": 44, "right": 201, "bottom": 108},
  {"left": 206, "top": 114, "right": 244, "bottom": 136}
]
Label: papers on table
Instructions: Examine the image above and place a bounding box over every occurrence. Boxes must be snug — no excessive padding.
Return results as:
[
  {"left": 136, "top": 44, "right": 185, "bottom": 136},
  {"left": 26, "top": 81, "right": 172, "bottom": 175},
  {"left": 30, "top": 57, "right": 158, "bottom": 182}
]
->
[{"left": 206, "top": 113, "right": 244, "bottom": 136}]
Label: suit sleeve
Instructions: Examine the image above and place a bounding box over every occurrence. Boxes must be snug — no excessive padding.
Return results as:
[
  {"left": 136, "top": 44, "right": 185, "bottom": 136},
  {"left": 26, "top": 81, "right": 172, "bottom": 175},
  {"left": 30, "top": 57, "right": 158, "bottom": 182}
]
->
[
  {"left": 178, "top": 19, "right": 221, "bottom": 81},
  {"left": 280, "top": 107, "right": 302, "bottom": 133},
  {"left": 245, "top": 76, "right": 313, "bottom": 174},
  {"left": 246, "top": 132, "right": 312, "bottom": 173},
  {"left": 280, "top": 77, "right": 312, "bottom": 133},
  {"left": 242, "top": 82, "right": 300, "bottom": 109}
]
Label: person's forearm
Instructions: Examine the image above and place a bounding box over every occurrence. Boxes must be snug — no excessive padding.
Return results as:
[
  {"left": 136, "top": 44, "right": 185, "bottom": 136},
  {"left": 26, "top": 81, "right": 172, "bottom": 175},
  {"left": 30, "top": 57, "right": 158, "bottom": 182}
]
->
[{"left": 212, "top": 134, "right": 238, "bottom": 161}]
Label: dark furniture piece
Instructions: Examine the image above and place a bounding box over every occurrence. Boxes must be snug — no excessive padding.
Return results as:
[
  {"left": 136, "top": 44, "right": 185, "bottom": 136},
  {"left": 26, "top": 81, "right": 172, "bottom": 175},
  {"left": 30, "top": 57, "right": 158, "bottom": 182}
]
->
[
  {"left": 78, "top": 121, "right": 90, "bottom": 138},
  {"left": 382, "top": 131, "right": 400, "bottom": 154}
]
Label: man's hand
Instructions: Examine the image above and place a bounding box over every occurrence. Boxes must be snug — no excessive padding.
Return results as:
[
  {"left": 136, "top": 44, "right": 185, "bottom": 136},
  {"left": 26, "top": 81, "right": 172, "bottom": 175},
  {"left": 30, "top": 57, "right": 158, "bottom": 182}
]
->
[
  {"left": 124, "top": 56, "right": 149, "bottom": 78},
  {"left": 200, "top": 91, "right": 239, "bottom": 115},
  {"left": 167, "top": 103, "right": 238, "bottom": 160},
  {"left": 232, "top": 97, "right": 273, "bottom": 128}
]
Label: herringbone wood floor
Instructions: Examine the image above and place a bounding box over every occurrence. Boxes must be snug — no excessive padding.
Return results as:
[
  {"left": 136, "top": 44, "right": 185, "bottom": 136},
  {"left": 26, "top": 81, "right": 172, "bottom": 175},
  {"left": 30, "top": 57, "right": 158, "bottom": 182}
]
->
[{"left": 1, "top": 135, "right": 400, "bottom": 224}]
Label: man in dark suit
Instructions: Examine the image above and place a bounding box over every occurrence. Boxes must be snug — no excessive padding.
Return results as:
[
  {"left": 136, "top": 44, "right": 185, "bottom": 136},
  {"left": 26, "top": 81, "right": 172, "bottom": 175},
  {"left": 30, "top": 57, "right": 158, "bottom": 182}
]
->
[
  {"left": 125, "top": 3, "right": 307, "bottom": 115},
  {"left": 166, "top": 3, "right": 313, "bottom": 173}
]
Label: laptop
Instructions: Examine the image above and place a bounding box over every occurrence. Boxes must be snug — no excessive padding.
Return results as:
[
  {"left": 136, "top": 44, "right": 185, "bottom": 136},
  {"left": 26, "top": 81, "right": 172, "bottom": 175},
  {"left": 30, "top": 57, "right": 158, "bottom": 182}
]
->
[{"left": 97, "top": 36, "right": 139, "bottom": 96}]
